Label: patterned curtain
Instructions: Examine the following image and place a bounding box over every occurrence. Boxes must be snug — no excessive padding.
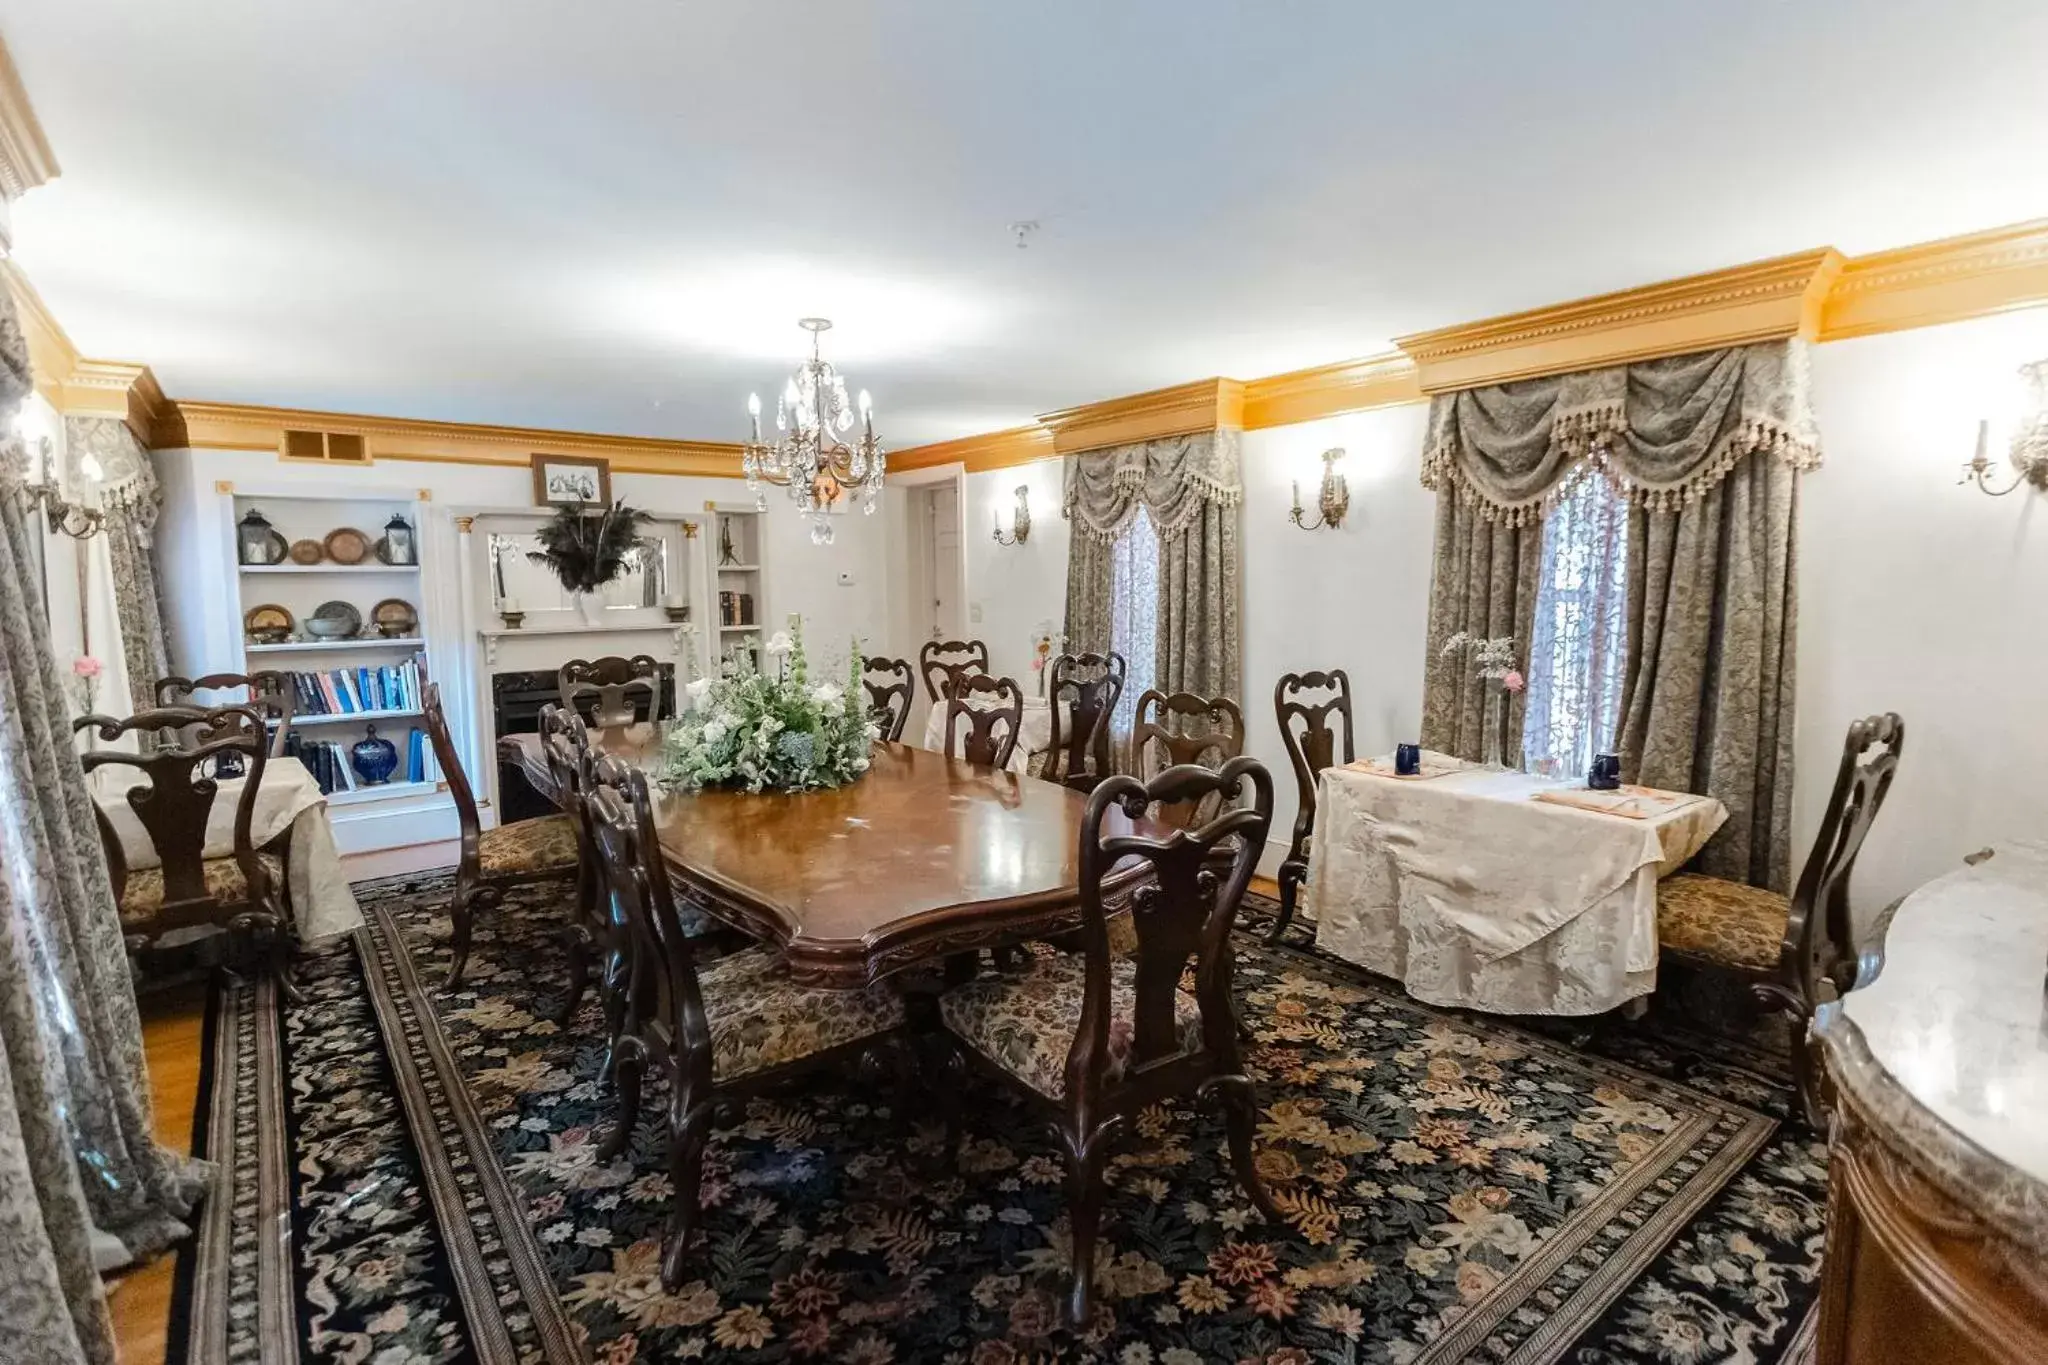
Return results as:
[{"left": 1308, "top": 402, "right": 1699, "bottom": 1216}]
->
[
  {"left": 0, "top": 285, "right": 210, "bottom": 1365},
  {"left": 63, "top": 417, "right": 169, "bottom": 713},
  {"left": 1418, "top": 340, "right": 1815, "bottom": 885},
  {"left": 1063, "top": 429, "right": 1244, "bottom": 715}
]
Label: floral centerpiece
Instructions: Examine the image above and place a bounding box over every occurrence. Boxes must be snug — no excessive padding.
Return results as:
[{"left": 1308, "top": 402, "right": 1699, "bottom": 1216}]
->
[
  {"left": 661, "top": 617, "right": 878, "bottom": 792},
  {"left": 1440, "top": 631, "right": 1524, "bottom": 770}
]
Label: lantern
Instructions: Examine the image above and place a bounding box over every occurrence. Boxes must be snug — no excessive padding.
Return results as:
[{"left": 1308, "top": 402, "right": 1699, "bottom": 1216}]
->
[
  {"left": 236, "top": 508, "right": 280, "bottom": 565},
  {"left": 382, "top": 513, "right": 418, "bottom": 566}
]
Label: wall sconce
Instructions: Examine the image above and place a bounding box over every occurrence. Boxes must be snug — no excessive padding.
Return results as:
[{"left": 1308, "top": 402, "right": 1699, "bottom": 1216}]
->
[
  {"left": 1959, "top": 359, "right": 2048, "bottom": 497},
  {"left": 992, "top": 484, "right": 1031, "bottom": 545},
  {"left": 12, "top": 435, "right": 107, "bottom": 539},
  {"left": 1289, "top": 447, "right": 1350, "bottom": 530}
]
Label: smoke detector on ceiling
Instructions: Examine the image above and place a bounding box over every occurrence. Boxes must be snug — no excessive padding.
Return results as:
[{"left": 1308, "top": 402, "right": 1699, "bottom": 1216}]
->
[{"left": 1009, "top": 220, "right": 1041, "bottom": 250}]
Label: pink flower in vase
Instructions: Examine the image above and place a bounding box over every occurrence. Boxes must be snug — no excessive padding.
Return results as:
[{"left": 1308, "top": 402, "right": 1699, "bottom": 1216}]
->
[
  {"left": 72, "top": 656, "right": 103, "bottom": 679},
  {"left": 1501, "top": 669, "right": 1525, "bottom": 694}
]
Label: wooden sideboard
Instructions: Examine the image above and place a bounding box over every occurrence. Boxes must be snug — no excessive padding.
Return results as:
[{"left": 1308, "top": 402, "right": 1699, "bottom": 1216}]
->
[{"left": 1813, "top": 845, "right": 2048, "bottom": 1363}]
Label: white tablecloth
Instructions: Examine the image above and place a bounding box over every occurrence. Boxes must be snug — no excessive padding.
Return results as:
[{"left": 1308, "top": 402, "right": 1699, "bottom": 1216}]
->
[
  {"left": 920, "top": 694, "right": 1054, "bottom": 776},
  {"left": 95, "top": 762, "right": 364, "bottom": 942},
  {"left": 1307, "top": 756, "right": 1726, "bottom": 1015}
]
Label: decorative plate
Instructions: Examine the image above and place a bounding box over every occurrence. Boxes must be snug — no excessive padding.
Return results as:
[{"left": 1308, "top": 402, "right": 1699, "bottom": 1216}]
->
[
  {"left": 370, "top": 597, "right": 419, "bottom": 638},
  {"left": 249, "top": 529, "right": 289, "bottom": 564},
  {"left": 309, "top": 599, "right": 363, "bottom": 638},
  {"left": 244, "top": 603, "right": 294, "bottom": 642},
  {"left": 288, "top": 538, "right": 324, "bottom": 565},
  {"left": 323, "top": 527, "right": 371, "bottom": 564}
]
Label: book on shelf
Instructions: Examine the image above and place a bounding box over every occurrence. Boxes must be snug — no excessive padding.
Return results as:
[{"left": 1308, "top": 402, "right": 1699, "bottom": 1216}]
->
[{"left": 288, "top": 653, "right": 429, "bottom": 717}]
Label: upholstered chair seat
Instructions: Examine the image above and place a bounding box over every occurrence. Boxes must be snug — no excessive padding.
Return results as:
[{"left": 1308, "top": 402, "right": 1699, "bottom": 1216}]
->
[
  {"left": 941, "top": 946, "right": 1203, "bottom": 1099},
  {"left": 695, "top": 948, "right": 908, "bottom": 1081},
  {"left": 1656, "top": 873, "right": 1790, "bottom": 973},
  {"left": 476, "top": 813, "right": 583, "bottom": 878},
  {"left": 117, "top": 853, "right": 287, "bottom": 928}
]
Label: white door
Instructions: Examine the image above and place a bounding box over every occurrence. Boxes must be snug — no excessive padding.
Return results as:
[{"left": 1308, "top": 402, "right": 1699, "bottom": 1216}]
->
[{"left": 926, "top": 482, "right": 962, "bottom": 645}]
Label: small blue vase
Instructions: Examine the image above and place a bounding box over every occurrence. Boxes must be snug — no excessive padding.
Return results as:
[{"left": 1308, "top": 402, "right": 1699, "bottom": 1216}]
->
[{"left": 351, "top": 724, "right": 400, "bottom": 786}]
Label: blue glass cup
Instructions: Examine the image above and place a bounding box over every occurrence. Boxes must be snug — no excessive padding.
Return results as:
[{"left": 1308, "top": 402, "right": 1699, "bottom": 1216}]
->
[
  {"left": 1395, "top": 743, "right": 1422, "bottom": 776},
  {"left": 1589, "top": 752, "right": 1622, "bottom": 790}
]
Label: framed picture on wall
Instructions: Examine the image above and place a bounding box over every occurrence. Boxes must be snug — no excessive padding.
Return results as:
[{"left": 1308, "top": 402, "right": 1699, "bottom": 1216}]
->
[{"left": 530, "top": 453, "right": 612, "bottom": 508}]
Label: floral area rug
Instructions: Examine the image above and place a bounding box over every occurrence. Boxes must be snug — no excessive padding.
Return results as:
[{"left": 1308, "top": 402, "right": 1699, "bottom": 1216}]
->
[{"left": 184, "top": 870, "right": 1828, "bottom": 1364}]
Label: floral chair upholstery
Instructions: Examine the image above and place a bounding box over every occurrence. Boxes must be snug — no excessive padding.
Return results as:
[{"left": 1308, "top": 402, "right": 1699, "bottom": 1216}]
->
[
  {"left": 118, "top": 852, "right": 286, "bottom": 928},
  {"left": 695, "top": 948, "right": 906, "bottom": 1081},
  {"left": 476, "top": 813, "right": 582, "bottom": 878},
  {"left": 1656, "top": 874, "right": 1788, "bottom": 973},
  {"left": 940, "top": 945, "right": 1200, "bottom": 1099}
]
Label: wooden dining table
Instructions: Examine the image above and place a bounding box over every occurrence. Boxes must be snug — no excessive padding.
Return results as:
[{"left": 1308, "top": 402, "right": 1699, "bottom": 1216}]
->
[{"left": 500, "top": 727, "right": 1161, "bottom": 987}]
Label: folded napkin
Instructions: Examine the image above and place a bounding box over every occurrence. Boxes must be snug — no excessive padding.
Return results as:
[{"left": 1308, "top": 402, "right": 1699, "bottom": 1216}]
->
[
  {"left": 1531, "top": 784, "right": 1702, "bottom": 820},
  {"left": 1347, "top": 750, "right": 1474, "bottom": 782}
]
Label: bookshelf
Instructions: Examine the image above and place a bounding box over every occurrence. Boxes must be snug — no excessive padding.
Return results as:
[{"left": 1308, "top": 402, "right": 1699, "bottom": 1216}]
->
[
  {"left": 228, "top": 491, "right": 452, "bottom": 840},
  {"left": 708, "top": 505, "right": 765, "bottom": 670}
]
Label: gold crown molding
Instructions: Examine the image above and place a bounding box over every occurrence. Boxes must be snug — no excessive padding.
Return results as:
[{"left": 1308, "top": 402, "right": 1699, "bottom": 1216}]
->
[
  {"left": 888, "top": 424, "right": 1055, "bottom": 473},
  {"left": 1038, "top": 377, "right": 1245, "bottom": 455},
  {"left": 1820, "top": 218, "right": 2048, "bottom": 342},
  {"left": 1241, "top": 351, "right": 1422, "bottom": 428},
  {"left": 4, "top": 261, "right": 167, "bottom": 443},
  {"left": 155, "top": 399, "right": 746, "bottom": 478},
  {"left": 0, "top": 38, "right": 58, "bottom": 202},
  {"left": 1396, "top": 248, "right": 1846, "bottom": 393},
  {"left": 5, "top": 258, "right": 75, "bottom": 402}
]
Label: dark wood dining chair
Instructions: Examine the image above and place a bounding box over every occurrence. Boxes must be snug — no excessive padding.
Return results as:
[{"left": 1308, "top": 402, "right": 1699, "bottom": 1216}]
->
[
  {"left": 77, "top": 705, "right": 293, "bottom": 992},
  {"left": 1042, "top": 652, "right": 1126, "bottom": 794},
  {"left": 941, "top": 672, "right": 1025, "bottom": 770},
  {"left": 937, "top": 757, "right": 1283, "bottom": 1327},
  {"left": 861, "top": 655, "right": 916, "bottom": 742},
  {"left": 582, "top": 754, "right": 908, "bottom": 1291},
  {"left": 558, "top": 655, "right": 662, "bottom": 728},
  {"left": 423, "top": 682, "right": 583, "bottom": 990},
  {"left": 919, "top": 637, "right": 990, "bottom": 704},
  {"left": 1267, "top": 669, "right": 1356, "bottom": 945},
  {"left": 156, "top": 671, "right": 297, "bottom": 757},
  {"left": 1132, "top": 689, "right": 1246, "bottom": 830},
  {"left": 537, "top": 704, "right": 607, "bottom": 1028},
  {"left": 1655, "top": 712, "right": 1904, "bottom": 1128}
]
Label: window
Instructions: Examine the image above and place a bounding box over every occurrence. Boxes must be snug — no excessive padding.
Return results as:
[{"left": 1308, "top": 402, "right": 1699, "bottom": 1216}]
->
[
  {"left": 1106, "top": 503, "right": 1159, "bottom": 734},
  {"left": 1522, "top": 473, "right": 1629, "bottom": 779}
]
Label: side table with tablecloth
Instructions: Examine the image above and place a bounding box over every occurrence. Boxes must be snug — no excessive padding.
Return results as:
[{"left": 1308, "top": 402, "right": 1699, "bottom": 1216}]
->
[
  {"left": 94, "top": 761, "right": 364, "bottom": 942},
  {"left": 920, "top": 693, "right": 1055, "bottom": 776},
  {"left": 1306, "top": 757, "right": 1725, "bottom": 1015}
]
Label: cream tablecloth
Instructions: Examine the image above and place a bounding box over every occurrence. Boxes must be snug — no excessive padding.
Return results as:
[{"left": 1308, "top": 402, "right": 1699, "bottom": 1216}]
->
[
  {"left": 95, "top": 761, "right": 364, "bottom": 942},
  {"left": 920, "top": 694, "right": 1054, "bottom": 776},
  {"left": 1307, "top": 757, "right": 1725, "bottom": 1015}
]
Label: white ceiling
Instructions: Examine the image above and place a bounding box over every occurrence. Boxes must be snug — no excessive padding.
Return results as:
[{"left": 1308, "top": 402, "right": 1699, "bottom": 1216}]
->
[{"left": 8, "top": 1, "right": 2048, "bottom": 447}]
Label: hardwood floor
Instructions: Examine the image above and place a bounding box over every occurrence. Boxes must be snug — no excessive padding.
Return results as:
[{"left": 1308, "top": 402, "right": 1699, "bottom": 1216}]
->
[{"left": 106, "top": 983, "right": 207, "bottom": 1365}]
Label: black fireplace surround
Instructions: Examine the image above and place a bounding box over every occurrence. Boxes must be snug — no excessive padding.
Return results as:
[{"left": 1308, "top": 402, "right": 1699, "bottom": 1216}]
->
[{"left": 491, "top": 665, "right": 675, "bottom": 823}]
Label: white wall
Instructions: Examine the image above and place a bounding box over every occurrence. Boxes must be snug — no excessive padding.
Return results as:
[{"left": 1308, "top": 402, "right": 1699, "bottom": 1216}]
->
[
  {"left": 1798, "top": 309, "right": 2048, "bottom": 918},
  {"left": 891, "top": 306, "right": 2048, "bottom": 914},
  {"left": 962, "top": 457, "right": 1070, "bottom": 683}
]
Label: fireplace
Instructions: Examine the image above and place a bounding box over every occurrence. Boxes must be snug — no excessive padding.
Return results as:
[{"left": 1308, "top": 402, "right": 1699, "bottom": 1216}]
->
[{"left": 491, "top": 666, "right": 676, "bottom": 822}]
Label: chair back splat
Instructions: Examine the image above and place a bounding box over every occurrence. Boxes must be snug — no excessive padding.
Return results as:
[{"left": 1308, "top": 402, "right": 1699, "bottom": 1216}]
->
[
  {"left": 918, "top": 638, "right": 990, "bottom": 704},
  {"left": 942, "top": 673, "right": 1025, "bottom": 769},
  {"left": 861, "top": 655, "right": 916, "bottom": 742},
  {"left": 1267, "top": 669, "right": 1355, "bottom": 943},
  {"left": 1044, "top": 651, "right": 1126, "bottom": 794},
  {"left": 559, "top": 655, "right": 663, "bottom": 728},
  {"left": 156, "top": 671, "right": 298, "bottom": 756},
  {"left": 1132, "top": 689, "right": 1245, "bottom": 829}
]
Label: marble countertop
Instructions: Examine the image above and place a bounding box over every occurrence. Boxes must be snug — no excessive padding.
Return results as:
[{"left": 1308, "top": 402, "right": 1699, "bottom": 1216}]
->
[{"left": 1818, "top": 840, "right": 2048, "bottom": 1251}]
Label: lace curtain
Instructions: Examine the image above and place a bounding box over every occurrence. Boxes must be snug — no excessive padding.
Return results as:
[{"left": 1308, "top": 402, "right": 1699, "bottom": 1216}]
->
[
  {"left": 1523, "top": 472, "right": 1629, "bottom": 779},
  {"left": 1106, "top": 504, "right": 1159, "bottom": 737}
]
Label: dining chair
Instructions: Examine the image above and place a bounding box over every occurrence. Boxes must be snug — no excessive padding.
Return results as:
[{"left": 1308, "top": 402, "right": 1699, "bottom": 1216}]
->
[
  {"left": 558, "top": 655, "right": 662, "bottom": 728},
  {"left": 537, "top": 703, "right": 606, "bottom": 1027},
  {"left": 1132, "top": 689, "right": 1246, "bottom": 830},
  {"left": 424, "top": 682, "right": 584, "bottom": 990},
  {"left": 941, "top": 672, "right": 1025, "bottom": 769},
  {"left": 77, "top": 704, "right": 294, "bottom": 993},
  {"left": 937, "top": 756, "right": 1283, "bottom": 1327},
  {"left": 860, "top": 655, "right": 916, "bottom": 742},
  {"left": 1042, "top": 652, "right": 1126, "bottom": 794},
  {"left": 918, "top": 637, "right": 990, "bottom": 704},
  {"left": 156, "top": 670, "right": 297, "bottom": 757},
  {"left": 1655, "top": 712, "right": 1904, "bottom": 1128},
  {"left": 1267, "top": 669, "right": 1356, "bottom": 944},
  {"left": 581, "top": 753, "right": 908, "bottom": 1291}
]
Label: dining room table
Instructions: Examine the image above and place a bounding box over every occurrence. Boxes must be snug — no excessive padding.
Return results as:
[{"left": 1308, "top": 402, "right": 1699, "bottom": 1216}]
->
[
  {"left": 92, "top": 758, "right": 364, "bottom": 942},
  {"left": 1305, "top": 751, "right": 1727, "bottom": 1016},
  {"left": 500, "top": 727, "right": 1161, "bottom": 987}
]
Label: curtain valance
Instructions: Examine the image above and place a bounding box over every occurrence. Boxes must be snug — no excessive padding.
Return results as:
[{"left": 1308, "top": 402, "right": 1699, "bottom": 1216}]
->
[
  {"left": 1419, "top": 340, "right": 1821, "bottom": 527},
  {"left": 1062, "top": 429, "right": 1243, "bottom": 543}
]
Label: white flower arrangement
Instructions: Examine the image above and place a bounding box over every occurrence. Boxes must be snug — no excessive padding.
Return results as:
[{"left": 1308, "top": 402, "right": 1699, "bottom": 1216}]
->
[
  {"left": 1440, "top": 631, "right": 1524, "bottom": 691},
  {"left": 660, "top": 616, "right": 878, "bottom": 792}
]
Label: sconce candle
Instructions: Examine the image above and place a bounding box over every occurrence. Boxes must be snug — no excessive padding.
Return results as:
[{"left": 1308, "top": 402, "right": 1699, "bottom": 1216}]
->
[
  {"left": 1959, "top": 359, "right": 2048, "bottom": 497},
  {"left": 992, "top": 484, "right": 1032, "bottom": 546}
]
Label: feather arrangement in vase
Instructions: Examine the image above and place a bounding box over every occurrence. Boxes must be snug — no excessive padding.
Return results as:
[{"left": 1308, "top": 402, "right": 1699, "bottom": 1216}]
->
[{"left": 526, "top": 501, "right": 651, "bottom": 592}]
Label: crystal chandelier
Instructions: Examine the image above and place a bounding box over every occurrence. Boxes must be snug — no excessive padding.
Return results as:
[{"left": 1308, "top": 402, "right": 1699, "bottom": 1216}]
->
[{"left": 741, "top": 318, "right": 884, "bottom": 545}]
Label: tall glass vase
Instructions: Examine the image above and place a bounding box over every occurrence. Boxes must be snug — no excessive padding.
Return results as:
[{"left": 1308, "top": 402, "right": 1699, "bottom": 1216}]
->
[{"left": 1480, "top": 676, "right": 1508, "bottom": 771}]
